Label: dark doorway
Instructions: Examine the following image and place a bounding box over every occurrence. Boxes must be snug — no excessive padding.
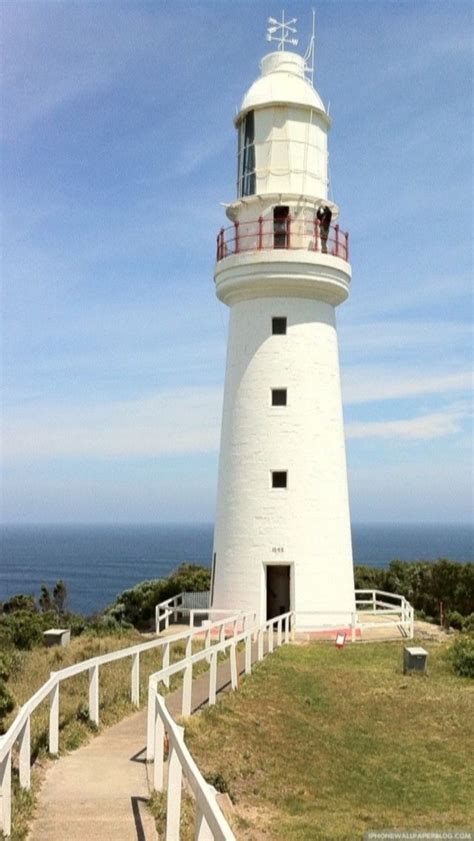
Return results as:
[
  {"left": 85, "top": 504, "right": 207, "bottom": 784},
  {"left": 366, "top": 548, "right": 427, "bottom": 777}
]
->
[
  {"left": 273, "top": 206, "right": 289, "bottom": 249},
  {"left": 266, "top": 565, "right": 291, "bottom": 620}
]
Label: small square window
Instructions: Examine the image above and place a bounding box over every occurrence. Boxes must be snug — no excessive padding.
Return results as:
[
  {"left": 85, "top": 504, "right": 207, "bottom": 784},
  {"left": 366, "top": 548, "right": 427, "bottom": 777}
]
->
[
  {"left": 272, "top": 471, "right": 287, "bottom": 489},
  {"left": 272, "top": 317, "right": 287, "bottom": 335},
  {"left": 271, "top": 389, "right": 287, "bottom": 406}
]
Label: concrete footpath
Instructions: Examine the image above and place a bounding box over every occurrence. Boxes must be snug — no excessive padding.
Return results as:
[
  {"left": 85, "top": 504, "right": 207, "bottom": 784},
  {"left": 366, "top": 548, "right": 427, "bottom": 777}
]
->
[{"left": 28, "top": 642, "right": 257, "bottom": 841}]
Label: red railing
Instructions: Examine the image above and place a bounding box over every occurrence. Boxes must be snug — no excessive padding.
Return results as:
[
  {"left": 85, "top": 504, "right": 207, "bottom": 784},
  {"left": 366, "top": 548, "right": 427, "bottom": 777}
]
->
[{"left": 216, "top": 216, "right": 349, "bottom": 262}]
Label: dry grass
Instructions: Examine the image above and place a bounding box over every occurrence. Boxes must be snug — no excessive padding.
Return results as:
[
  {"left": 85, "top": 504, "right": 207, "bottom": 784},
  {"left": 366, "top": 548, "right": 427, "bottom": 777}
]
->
[{"left": 184, "top": 639, "right": 474, "bottom": 841}]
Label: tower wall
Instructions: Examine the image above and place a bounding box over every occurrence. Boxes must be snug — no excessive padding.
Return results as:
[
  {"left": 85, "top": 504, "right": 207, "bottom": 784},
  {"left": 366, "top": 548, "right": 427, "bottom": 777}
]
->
[{"left": 212, "top": 294, "right": 355, "bottom": 626}]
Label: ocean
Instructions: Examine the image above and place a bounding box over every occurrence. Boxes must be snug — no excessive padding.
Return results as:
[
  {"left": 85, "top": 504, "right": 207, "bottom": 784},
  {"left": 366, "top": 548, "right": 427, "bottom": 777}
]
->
[{"left": 0, "top": 523, "right": 472, "bottom": 615}]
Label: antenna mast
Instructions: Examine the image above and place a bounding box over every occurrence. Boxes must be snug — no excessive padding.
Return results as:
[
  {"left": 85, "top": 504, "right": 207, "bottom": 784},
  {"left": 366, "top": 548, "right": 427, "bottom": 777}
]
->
[
  {"left": 303, "top": 8, "right": 316, "bottom": 85},
  {"left": 266, "top": 11, "right": 298, "bottom": 51}
]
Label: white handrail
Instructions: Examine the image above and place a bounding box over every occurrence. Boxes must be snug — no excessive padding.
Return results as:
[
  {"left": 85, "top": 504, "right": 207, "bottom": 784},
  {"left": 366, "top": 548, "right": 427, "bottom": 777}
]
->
[
  {"left": 149, "top": 610, "right": 294, "bottom": 839},
  {"left": 0, "top": 610, "right": 255, "bottom": 837}
]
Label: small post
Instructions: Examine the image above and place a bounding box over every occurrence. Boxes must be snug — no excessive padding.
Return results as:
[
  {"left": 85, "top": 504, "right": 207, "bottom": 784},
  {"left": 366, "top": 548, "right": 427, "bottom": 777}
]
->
[
  {"left": 89, "top": 664, "right": 99, "bottom": 726},
  {"left": 268, "top": 625, "right": 274, "bottom": 653},
  {"left": 277, "top": 618, "right": 282, "bottom": 647},
  {"left": 162, "top": 641, "right": 170, "bottom": 688},
  {"left": 182, "top": 661, "right": 193, "bottom": 716},
  {"left": 49, "top": 678, "right": 59, "bottom": 755},
  {"left": 146, "top": 678, "right": 157, "bottom": 761},
  {"left": 334, "top": 223, "right": 339, "bottom": 256},
  {"left": 153, "top": 696, "right": 165, "bottom": 791},
  {"left": 230, "top": 642, "right": 238, "bottom": 690},
  {"left": 345, "top": 230, "right": 349, "bottom": 261},
  {"left": 234, "top": 220, "right": 240, "bottom": 254},
  {"left": 245, "top": 632, "right": 252, "bottom": 675},
  {"left": 165, "top": 607, "right": 170, "bottom": 630},
  {"left": 351, "top": 612, "right": 356, "bottom": 643},
  {"left": 209, "top": 650, "right": 217, "bottom": 706},
  {"left": 19, "top": 715, "right": 31, "bottom": 790},
  {"left": 205, "top": 625, "right": 211, "bottom": 664},
  {"left": 284, "top": 615, "right": 290, "bottom": 645},
  {"left": 287, "top": 215, "right": 292, "bottom": 249},
  {"left": 219, "top": 623, "right": 226, "bottom": 644},
  {"left": 0, "top": 750, "right": 12, "bottom": 837},
  {"left": 410, "top": 607, "right": 415, "bottom": 639},
  {"left": 131, "top": 652, "right": 140, "bottom": 707},
  {"left": 372, "top": 591, "right": 376, "bottom": 613},
  {"left": 314, "top": 218, "right": 320, "bottom": 251},
  {"left": 195, "top": 786, "right": 219, "bottom": 841},
  {"left": 291, "top": 612, "right": 296, "bottom": 642},
  {"left": 190, "top": 611, "right": 194, "bottom": 629},
  {"left": 232, "top": 617, "right": 238, "bottom": 637},
  {"left": 166, "top": 726, "right": 184, "bottom": 841},
  {"left": 186, "top": 635, "right": 192, "bottom": 659},
  {"left": 258, "top": 215, "right": 263, "bottom": 250},
  {"left": 257, "top": 629, "right": 264, "bottom": 661}
]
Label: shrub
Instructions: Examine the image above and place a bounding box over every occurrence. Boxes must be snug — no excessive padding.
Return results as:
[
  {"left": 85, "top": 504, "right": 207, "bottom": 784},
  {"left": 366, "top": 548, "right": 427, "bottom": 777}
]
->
[
  {"left": 1, "top": 594, "right": 37, "bottom": 614},
  {"left": 106, "top": 563, "right": 211, "bottom": 629},
  {"left": 463, "top": 613, "right": 474, "bottom": 633},
  {"left": 449, "top": 636, "right": 474, "bottom": 678},
  {"left": 445, "top": 610, "right": 465, "bottom": 631},
  {"left": 0, "top": 680, "right": 15, "bottom": 732}
]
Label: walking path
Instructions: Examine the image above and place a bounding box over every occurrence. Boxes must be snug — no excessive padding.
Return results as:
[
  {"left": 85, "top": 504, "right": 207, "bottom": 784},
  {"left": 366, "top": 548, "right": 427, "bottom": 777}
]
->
[{"left": 28, "top": 642, "right": 254, "bottom": 841}]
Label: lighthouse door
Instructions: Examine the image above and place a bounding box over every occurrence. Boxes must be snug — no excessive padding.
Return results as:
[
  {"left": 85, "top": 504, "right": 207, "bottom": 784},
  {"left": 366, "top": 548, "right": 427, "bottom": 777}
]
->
[{"left": 266, "top": 565, "right": 291, "bottom": 620}]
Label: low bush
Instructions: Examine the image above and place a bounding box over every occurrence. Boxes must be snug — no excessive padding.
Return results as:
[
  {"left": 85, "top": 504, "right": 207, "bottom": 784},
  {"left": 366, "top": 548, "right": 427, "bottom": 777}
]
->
[
  {"left": 444, "top": 610, "right": 465, "bottom": 631},
  {"left": 106, "top": 563, "right": 211, "bottom": 629},
  {"left": 449, "top": 636, "right": 474, "bottom": 678}
]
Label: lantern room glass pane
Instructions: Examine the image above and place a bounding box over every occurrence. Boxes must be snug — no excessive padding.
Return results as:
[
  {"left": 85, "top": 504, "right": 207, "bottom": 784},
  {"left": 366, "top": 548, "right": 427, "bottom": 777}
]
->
[{"left": 238, "top": 110, "right": 256, "bottom": 197}]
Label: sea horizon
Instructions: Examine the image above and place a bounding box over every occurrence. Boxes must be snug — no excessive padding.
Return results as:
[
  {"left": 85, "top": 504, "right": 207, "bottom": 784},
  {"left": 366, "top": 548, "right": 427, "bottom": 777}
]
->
[{"left": 1, "top": 522, "right": 472, "bottom": 615}]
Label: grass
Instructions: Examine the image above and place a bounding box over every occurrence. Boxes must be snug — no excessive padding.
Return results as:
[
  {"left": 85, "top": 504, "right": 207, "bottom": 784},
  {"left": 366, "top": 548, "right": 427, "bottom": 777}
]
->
[
  {"left": 2, "top": 628, "right": 206, "bottom": 841},
  {"left": 184, "top": 639, "right": 474, "bottom": 841}
]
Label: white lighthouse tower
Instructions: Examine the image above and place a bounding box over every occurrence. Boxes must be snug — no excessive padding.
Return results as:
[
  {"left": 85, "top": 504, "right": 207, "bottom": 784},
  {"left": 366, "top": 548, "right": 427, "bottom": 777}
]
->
[{"left": 211, "top": 17, "right": 355, "bottom": 630}]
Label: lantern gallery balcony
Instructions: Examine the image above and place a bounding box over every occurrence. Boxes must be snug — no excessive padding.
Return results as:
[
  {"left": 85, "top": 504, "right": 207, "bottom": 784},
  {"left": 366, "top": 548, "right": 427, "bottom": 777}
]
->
[{"left": 216, "top": 214, "right": 349, "bottom": 262}]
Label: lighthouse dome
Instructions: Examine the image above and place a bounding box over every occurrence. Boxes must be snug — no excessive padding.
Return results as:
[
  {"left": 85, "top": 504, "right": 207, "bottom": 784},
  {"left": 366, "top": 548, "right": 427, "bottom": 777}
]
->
[{"left": 236, "top": 51, "right": 327, "bottom": 125}]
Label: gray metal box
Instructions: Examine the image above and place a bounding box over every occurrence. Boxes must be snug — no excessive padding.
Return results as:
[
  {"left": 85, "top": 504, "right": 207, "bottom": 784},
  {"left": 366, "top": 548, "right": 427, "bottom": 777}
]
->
[
  {"left": 43, "top": 628, "right": 71, "bottom": 647},
  {"left": 403, "top": 646, "right": 428, "bottom": 674}
]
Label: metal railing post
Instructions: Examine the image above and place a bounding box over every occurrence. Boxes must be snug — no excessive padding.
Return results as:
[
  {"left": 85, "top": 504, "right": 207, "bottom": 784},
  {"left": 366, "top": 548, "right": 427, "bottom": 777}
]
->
[
  {"left": 314, "top": 218, "right": 320, "bottom": 251},
  {"left": 258, "top": 215, "right": 263, "bottom": 249},
  {"left": 345, "top": 231, "right": 349, "bottom": 261},
  {"left": 234, "top": 221, "right": 240, "bottom": 254},
  {"left": 334, "top": 223, "right": 340, "bottom": 256}
]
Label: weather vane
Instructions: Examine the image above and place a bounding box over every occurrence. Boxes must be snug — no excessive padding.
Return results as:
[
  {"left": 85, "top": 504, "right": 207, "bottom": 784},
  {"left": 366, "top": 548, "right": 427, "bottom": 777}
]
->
[{"left": 266, "top": 11, "right": 299, "bottom": 51}]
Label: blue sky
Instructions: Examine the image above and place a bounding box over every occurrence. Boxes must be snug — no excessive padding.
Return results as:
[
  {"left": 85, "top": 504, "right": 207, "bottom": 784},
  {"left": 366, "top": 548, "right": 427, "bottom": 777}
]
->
[{"left": 1, "top": 0, "right": 472, "bottom": 524}]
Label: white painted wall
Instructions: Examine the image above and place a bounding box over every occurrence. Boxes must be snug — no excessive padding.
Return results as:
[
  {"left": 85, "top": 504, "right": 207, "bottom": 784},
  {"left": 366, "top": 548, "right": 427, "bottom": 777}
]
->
[{"left": 212, "top": 294, "right": 355, "bottom": 626}]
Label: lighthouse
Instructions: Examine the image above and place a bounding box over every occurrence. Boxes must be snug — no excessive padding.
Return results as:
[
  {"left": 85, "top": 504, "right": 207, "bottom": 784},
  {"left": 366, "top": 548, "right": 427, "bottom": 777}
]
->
[{"left": 210, "top": 16, "right": 355, "bottom": 630}]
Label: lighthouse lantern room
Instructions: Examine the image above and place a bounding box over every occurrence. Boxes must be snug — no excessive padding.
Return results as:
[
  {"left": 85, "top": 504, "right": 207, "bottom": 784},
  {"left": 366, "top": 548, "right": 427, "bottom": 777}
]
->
[{"left": 211, "top": 15, "right": 355, "bottom": 631}]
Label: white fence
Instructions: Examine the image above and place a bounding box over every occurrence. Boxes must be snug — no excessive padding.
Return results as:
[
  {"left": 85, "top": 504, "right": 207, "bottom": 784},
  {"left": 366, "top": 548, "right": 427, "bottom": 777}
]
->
[
  {"left": 295, "top": 591, "right": 414, "bottom": 638},
  {"left": 147, "top": 611, "right": 294, "bottom": 840},
  {"left": 0, "top": 611, "right": 254, "bottom": 838}
]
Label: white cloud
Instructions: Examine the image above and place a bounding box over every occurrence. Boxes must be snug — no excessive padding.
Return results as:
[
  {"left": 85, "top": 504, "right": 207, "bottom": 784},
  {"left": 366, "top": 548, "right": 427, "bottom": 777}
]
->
[
  {"left": 347, "top": 405, "right": 470, "bottom": 441},
  {"left": 3, "top": 387, "right": 222, "bottom": 460},
  {"left": 342, "top": 370, "right": 472, "bottom": 405}
]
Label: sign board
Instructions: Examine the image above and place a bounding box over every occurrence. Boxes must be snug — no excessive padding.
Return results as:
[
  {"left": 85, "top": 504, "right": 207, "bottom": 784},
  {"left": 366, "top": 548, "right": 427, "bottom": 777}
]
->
[{"left": 335, "top": 632, "right": 346, "bottom": 649}]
